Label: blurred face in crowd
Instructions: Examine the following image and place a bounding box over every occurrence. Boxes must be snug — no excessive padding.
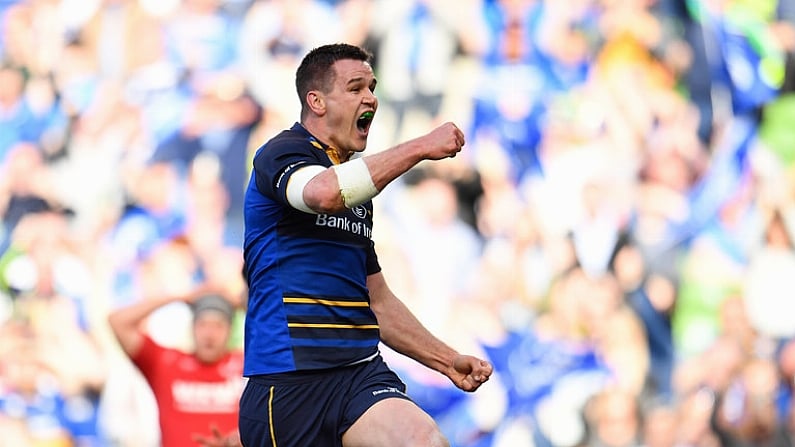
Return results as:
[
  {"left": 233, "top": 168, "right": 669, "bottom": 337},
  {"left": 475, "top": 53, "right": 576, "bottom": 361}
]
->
[
  {"left": 779, "top": 339, "right": 795, "bottom": 385},
  {"left": 0, "top": 67, "right": 24, "bottom": 107},
  {"left": 703, "top": 336, "right": 746, "bottom": 392},
  {"left": 716, "top": 358, "right": 781, "bottom": 442},
  {"left": 590, "top": 389, "right": 640, "bottom": 447},
  {"left": 193, "top": 311, "right": 231, "bottom": 364},
  {"left": 766, "top": 212, "right": 793, "bottom": 248},
  {"left": 642, "top": 405, "right": 678, "bottom": 447}
]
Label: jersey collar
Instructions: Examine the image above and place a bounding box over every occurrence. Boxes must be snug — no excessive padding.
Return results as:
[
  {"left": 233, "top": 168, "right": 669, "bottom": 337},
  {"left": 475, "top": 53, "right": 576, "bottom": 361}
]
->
[{"left": 293, "top": 122, "right": 350, "bottom": 165}]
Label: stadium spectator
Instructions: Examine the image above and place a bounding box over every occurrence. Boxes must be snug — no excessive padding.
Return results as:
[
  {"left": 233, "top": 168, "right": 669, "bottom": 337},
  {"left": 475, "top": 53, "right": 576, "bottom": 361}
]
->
[{"left": 108, "top": 286, "right": 244, "bottom": 447}]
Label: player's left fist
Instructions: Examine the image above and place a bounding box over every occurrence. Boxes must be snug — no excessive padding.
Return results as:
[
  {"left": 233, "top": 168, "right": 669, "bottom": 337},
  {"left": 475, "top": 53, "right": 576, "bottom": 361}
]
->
[{"left": 451, "top": 354, "right": 493, "bottom": 392}]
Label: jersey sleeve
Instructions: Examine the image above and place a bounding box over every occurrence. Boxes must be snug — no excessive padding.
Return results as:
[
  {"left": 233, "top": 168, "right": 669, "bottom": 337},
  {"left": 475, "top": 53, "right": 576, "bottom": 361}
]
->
[
  {"left": 366, "top": 240, "right": 381, "bottom": 275},
  {"left": 252, "top": 139, "right": 326, "bottom": 205}
]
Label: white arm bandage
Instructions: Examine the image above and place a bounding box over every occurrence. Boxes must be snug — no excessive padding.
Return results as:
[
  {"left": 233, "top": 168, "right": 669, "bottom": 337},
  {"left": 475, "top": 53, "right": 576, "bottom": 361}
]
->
[
  {"left": 285, "top": 165, "right": 326, "bottom": 213},
  {"left": 332, "top": 158, "right": 379, "bottom": 208}
]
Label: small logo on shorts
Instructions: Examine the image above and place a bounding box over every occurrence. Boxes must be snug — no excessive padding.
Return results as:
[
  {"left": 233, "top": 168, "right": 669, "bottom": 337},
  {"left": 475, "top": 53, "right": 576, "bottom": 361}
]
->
[{"left": 372, "top": 387, "right": 407, "bottom": 397}]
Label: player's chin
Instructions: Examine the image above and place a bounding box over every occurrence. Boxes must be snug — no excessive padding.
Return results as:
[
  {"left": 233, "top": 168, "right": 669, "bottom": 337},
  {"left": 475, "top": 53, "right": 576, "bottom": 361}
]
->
[{"left": 351, "top": 138, "right": 368, "bottom": 153}]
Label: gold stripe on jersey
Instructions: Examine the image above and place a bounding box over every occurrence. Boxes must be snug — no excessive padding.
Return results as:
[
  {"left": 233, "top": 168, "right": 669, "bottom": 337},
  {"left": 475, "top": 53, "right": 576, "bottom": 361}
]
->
[
  {"left": 283, "top": 297, "right": 370, "bottom": 307},
  {"left": 287, "top": 323, "right": 379, "bottom": 330}
]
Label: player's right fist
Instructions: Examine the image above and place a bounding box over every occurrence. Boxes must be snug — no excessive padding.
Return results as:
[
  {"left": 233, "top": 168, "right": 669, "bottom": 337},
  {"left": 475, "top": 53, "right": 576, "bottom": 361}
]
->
[{"left": 421, "top": 122, "right": 465, "bottom": 160}]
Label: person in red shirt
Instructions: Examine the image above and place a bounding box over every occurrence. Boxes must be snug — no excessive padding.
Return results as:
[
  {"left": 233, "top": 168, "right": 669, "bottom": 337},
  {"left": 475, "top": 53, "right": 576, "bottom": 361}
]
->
[{"left": 108, "top": 288, "right": 244, "bottom": 447}]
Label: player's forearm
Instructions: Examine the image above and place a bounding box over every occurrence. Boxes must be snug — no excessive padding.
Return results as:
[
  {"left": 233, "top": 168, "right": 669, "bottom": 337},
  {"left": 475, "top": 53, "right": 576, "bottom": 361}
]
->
[
  {"left": 360, "top": 137, "right": 428, "bottom": 191},
  {"left": 374, "top": 294, "right": 458, "bottom": 376}
]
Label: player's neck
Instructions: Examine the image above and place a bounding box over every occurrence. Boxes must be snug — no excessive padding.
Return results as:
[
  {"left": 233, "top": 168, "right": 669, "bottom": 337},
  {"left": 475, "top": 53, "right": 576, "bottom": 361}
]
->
[{"left": 299, "top": 120, "right": 350, "bottom": 164}]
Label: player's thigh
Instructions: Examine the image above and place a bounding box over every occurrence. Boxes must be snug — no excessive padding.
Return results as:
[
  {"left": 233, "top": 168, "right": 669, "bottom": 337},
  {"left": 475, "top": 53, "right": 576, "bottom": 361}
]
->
[{"left": 341, "top": 397, "right": 449, "bottom": 447}]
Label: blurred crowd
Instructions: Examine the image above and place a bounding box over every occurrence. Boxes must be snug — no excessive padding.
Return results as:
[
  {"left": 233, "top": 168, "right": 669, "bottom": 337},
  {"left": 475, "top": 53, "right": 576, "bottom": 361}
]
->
[{"left": 1, "top": 0, "right": 795, "bottom": 446}]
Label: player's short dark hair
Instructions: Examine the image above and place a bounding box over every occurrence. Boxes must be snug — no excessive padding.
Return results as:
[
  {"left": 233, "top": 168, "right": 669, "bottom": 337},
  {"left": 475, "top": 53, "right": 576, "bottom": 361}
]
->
[{"left": 296, "top": 43, "right": 373, "bottom": 115}]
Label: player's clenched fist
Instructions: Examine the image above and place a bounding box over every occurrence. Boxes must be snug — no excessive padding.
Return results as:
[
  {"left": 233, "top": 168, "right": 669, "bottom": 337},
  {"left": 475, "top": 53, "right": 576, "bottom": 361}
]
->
[
  {"left": 450, "top": 354, "right": 493, "bottom": 392},
  {"left": 420, "top": 122, "right": 466, "bottom": 160}
]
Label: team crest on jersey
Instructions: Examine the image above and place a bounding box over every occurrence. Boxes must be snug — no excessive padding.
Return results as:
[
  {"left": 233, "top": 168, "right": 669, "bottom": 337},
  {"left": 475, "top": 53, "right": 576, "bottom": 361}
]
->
[{"left": 352, "top": 205, "right": 367, "bottom": 219}]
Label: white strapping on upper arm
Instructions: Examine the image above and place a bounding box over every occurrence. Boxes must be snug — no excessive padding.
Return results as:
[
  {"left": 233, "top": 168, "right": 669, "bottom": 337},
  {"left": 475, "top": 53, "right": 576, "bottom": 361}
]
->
[
  {"left": 332, "top": 158, "right": 379, "bottom": 208},
  {"left": 285, "top": 165, "right": 326, "bottom": 213}
]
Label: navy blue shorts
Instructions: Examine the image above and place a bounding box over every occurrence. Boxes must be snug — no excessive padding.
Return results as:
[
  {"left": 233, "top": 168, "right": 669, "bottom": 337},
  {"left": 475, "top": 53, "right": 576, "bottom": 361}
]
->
[{"left": 239, "top": 355, "right": 412, "bottom": 447}]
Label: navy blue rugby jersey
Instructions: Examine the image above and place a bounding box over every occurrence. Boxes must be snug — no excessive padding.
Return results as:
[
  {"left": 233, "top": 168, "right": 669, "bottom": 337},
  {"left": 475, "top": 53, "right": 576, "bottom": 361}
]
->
[{"left": 242, "top": 123, "right": 382, "bottom": 376}]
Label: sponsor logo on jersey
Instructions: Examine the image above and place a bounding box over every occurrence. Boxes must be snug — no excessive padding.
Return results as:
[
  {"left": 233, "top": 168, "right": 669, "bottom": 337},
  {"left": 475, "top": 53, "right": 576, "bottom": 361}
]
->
[{"left": 171, "top": 378, "right": 244, "bottom": 413}]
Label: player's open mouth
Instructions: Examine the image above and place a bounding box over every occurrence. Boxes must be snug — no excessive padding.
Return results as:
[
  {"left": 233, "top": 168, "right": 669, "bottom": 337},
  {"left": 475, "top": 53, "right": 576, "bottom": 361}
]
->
[{"left": 357, "top": 111, "right": 374, "bottom": 133}]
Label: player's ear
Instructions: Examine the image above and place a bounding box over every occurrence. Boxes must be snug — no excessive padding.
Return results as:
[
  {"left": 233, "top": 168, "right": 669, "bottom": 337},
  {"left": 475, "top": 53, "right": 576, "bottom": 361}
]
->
[{"left": 307, "top": 91, "right": 326, "bottom": 115}]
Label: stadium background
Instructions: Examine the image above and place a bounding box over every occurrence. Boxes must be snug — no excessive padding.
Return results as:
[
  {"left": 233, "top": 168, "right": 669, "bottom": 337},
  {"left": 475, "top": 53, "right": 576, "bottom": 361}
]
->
[{"left": 1, "top": 0, "right": 795, "bottom": 445}]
